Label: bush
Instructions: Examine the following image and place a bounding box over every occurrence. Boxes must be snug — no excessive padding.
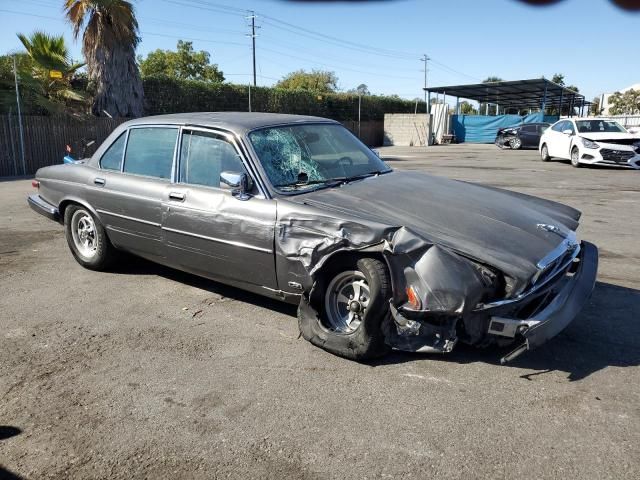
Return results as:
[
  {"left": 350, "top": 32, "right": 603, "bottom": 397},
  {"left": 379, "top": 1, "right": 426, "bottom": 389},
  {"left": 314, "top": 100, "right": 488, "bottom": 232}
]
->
[{"left": 142, "top": 75, "right": 422, "bottom": 121}]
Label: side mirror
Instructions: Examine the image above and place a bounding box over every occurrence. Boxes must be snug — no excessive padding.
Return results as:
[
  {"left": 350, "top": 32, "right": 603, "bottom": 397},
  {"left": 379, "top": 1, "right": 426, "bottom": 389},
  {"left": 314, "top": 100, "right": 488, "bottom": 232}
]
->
[
  {"left": 220, "top": 171, "right": 252, "bottom": 200},
  {"left": 562, "top": 129, "right": 574, "bottom": 136}
]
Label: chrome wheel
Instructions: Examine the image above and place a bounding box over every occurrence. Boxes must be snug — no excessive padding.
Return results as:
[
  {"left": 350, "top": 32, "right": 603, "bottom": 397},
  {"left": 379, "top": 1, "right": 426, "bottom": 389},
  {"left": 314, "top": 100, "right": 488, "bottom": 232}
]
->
[
  {"left": 324, "top": 270, "right": 371, "bottom": 333},
  {"left": 510, "top": 138, "right": 522, "bottom": 149},
  {"left": 541, "top": 144, "right": 549, "bottom": 160},
  {"left": 71, "top": 210, "right": 97, "bottom": 258},
  {"left": 571, "top": 147, "right": 580, "bottom": 167}
]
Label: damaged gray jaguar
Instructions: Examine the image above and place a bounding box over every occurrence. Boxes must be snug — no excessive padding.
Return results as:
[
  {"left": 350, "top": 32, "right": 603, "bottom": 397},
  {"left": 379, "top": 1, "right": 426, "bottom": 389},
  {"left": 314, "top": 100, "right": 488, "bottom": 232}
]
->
[{"left": 28, "top": 112, "right": 599, "bottom": 363}]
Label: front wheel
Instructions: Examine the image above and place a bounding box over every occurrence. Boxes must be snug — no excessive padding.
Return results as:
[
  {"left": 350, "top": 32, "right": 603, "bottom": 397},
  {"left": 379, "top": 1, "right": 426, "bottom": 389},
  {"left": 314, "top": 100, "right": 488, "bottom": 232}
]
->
[
  {"left": 510, "top": 137, "right": 522, "bottom": 150},
  {"left": 298, "top": 257, "right": 391, "bottom": 361},
  {"left": 540, "top": 143, "right": 551, "bottom": 162},
  {"left": 64, "top": 205, "right": 116, "bottom": 270},
  {"left": 571, "top": 146, "right": 582, "bottom": 168}
]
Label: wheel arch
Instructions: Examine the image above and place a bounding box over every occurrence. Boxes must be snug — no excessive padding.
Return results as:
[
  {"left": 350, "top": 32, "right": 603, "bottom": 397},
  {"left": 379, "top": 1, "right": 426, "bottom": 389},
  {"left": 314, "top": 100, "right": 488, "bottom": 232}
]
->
[
  {"left": 59, "top": 197, "right": 102, "bottom": 223},
  {"left": 311, "top": 250, "right": 396, "bottom": 301}
]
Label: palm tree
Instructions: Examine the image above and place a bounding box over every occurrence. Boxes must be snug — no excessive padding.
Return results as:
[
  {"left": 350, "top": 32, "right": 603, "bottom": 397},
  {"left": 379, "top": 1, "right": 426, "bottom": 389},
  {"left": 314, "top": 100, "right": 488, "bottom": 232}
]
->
[
  {"left": 64, "top": 0, "right": 143, "bottom": 117},
  {"left": 15, "top": 31, "right": 86, "bottom": 113}
]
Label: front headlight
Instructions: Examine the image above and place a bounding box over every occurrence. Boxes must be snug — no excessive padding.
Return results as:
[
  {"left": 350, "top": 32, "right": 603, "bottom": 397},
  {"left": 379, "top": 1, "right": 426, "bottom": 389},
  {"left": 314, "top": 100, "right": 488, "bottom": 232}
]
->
[
  {"left": 581, "top": 138, "right": 599, "bottom": 149},
  {"left": 634, "top": 141, "right": 640, "bottom": 152}
]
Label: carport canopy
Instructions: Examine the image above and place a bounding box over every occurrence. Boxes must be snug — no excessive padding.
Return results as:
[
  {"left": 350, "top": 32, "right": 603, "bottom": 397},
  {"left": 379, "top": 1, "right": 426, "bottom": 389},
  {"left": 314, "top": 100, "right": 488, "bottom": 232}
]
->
[{"left": 424, "top": 78, "right": 591, "bottom": 114}]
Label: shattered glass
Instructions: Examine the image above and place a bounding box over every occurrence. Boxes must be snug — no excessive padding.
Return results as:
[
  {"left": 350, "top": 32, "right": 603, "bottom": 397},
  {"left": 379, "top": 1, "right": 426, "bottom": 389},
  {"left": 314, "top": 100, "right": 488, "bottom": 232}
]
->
[{"left": 249, "top": 127, "right": 324, "bottom": 186}]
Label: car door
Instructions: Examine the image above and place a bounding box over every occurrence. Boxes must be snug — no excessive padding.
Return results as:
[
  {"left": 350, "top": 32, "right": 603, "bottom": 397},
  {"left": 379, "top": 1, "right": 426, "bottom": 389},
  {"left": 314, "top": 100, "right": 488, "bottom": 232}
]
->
[
  {"left": 161, "top": 127, "right": 278, "bottom": 289},
  {"left": 546, "top": 121, "right": 570, "bottom": 158},
  {"left": 519, "top": 125, "right": 536, "bottom": 147},
  {"left": 87, "top": 126, "right": 178, "bottom": 259}
]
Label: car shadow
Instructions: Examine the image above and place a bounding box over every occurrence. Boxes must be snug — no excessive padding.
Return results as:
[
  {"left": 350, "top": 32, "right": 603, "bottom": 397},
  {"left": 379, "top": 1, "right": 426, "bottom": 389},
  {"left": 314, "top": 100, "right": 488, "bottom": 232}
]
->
[
  {"left": 0, "top": 426, "right": 25, "bottom": 480},
  {"left": 110, "top": 254, "right": 298, "bottom": 317},
  {"left": 109, "top": 257, "right": 638, "bottom": 381},
  {"left": 371, "top": 281, "right": 640, "bottom": 381}
]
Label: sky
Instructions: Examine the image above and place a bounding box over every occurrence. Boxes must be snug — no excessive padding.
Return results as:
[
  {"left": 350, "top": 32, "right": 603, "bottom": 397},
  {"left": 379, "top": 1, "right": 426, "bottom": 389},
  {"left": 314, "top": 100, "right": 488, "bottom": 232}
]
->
[{"left": 1, "top": 0, "right": 639, "bottom": 102}]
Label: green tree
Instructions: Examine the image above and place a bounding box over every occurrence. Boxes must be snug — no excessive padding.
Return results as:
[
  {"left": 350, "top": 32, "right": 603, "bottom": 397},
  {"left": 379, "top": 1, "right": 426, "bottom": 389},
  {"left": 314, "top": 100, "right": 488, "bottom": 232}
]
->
[
  {"left": 590, "top": 96, "right": 601, "bottom": 115},
  {"left": 483, "top": 76, "right": 503, "bottom": 83},
  {"left": 275, "top": 69, "right": 338, "bottom": 93},
  {"left": 608, "top": 89, "right": 640, "bottom": 115},
  {"left": 139, "top": 40, "right": 224, "bottom": 82},
  {"left": 18, "top": 31, "right": 85, "bottom": 104},
  {"left": 459, "top": 101, "right": 477, "bottom": 115},
  {"left": 65, "top": 0, "right": 143, "bottom": 117},
  {"left": 348, "top": 83, "right": 369, "bottom": 95},
  {"left": 0, "top": 32, "right": 86, "bottom": 114}
]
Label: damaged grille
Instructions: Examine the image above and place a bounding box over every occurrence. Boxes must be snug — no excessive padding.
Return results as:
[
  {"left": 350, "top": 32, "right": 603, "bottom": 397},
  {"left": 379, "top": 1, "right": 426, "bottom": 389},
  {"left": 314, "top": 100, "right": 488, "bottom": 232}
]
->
[
  {"left": 475, "top": 235, "right": 579, "bottom": 312},
  {"left": 600, "top": 149, "right": 635, "bottom": 163}
]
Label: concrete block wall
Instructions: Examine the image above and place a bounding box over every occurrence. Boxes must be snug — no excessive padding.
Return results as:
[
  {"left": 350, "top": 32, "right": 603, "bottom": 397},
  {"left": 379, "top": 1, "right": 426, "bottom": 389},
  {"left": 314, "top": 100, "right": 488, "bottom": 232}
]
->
[{"left": 383, "top": 114, "right": 431, "bottom": 146}]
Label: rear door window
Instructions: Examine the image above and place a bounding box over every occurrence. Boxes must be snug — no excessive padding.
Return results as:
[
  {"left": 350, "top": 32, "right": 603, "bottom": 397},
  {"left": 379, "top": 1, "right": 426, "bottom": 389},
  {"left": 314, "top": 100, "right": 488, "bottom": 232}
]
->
[
  {"left": 123, "top": 127, "right": 178, "bottom": 179},
  {"left": 100, "top": 133, "right": 126, "bottom": 171}
]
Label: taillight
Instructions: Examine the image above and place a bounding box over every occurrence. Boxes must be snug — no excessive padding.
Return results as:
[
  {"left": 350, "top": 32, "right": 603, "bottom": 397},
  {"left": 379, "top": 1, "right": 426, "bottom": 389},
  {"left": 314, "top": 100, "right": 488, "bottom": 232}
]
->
[{"left": 32, "top": 180, "right": 40, "bottom": 189}]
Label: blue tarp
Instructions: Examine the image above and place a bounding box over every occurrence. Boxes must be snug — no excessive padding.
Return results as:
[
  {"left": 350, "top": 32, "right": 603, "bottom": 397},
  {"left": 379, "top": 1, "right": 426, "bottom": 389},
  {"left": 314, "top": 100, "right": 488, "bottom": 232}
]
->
[{"left": 452, "top": 113, "right": 559, "bottom": 143}]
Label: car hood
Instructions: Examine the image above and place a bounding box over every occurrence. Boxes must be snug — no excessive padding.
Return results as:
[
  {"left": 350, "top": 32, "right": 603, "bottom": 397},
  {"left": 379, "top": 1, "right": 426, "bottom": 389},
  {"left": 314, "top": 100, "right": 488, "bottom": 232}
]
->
[
  {"left": 288, "top": 170, "right": 581, "bottom": 283},
  {"left": 580, "top": 132, "right": 639, "bottom": 142}
]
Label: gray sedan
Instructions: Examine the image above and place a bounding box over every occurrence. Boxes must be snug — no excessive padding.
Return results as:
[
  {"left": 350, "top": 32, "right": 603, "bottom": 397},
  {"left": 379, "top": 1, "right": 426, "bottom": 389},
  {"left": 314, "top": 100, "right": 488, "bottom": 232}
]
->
[{"left": 28, "top": 112, "right": 598, "bottom": 363}]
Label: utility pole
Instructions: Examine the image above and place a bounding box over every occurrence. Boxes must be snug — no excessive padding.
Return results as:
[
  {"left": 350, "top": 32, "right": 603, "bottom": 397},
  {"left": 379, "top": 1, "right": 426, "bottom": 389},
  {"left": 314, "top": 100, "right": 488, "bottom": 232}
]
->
[
  {"left": 246, "top": 11, "right": 259, "bottom": 87},
  {"left": 13, "top": 55, "right": 26, "bottom": 176},
  {"left": 421, "top": 54, "right": 429, "bottom": 114}
]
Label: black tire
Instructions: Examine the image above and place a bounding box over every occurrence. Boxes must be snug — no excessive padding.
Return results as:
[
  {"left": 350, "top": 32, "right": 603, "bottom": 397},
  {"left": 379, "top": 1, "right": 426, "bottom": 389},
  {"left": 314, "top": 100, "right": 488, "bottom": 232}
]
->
[
  {"left": 64, "top": 204, "right": 116, "bottom": 270},
  {"left": 510, "top": 137, "right": 522, "bottom": 150},
  {"left": 298, "top": 257, "right": 391, "bottom": 361},
  {"left": 570, "top": 146, "right": 582, "bottom": 168},
  {"left": 540, "top": 143, "right": 551, "bottom": 162}
]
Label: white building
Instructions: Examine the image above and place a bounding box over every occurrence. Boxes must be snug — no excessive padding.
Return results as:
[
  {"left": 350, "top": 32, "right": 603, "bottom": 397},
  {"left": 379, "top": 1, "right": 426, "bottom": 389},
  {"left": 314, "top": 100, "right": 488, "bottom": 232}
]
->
[{"left": 599, "top": 83, "right": 640, "bottom": 115}]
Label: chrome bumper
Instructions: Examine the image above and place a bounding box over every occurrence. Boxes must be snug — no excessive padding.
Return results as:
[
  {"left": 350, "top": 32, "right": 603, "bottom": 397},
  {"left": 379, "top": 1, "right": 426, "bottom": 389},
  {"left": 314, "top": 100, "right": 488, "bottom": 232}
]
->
[
  {"left": 499, "top": 241, "right": 598, "bottom": 363},
  {"left": 28, "top": 194, "right": 60, "bottom": 222}
]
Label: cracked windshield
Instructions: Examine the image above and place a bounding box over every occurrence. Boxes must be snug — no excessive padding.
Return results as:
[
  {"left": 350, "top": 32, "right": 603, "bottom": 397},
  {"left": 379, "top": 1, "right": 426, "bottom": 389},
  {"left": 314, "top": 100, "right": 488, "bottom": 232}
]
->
[{"left": 249, "top": 124, "right": 390, "bottom": 190}]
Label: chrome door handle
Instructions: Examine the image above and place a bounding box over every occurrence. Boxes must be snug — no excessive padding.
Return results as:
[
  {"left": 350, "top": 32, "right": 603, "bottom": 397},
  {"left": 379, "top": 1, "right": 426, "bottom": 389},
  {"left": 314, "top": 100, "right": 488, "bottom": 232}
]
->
[
  {"left": 168, "top": 191, "right": 185, "bottom": 201},
  {"left": 94, "top": 177, "right": 105, "bottom": 186}
]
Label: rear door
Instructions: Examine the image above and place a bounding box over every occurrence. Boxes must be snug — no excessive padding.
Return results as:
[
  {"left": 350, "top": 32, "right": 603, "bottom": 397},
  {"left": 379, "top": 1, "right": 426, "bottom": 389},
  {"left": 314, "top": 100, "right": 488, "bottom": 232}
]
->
[
  {"left": 88, "top": 126, "right": 178, "bottom": 259},
  {"left": 161, "top": 127, "right": 278, "bottom": 289},
  {"left": 519, "top": 125, "right": 537, "bottom": 147}
]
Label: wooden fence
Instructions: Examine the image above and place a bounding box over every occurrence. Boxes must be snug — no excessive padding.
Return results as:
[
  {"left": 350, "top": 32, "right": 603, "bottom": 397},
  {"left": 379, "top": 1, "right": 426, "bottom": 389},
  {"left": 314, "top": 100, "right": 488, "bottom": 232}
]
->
[
  {"left": 0, "top": 115, "right": 126, "bottom": 177},
  {"left": 0, "top": 115, "right": 385, "bottom": 178}
]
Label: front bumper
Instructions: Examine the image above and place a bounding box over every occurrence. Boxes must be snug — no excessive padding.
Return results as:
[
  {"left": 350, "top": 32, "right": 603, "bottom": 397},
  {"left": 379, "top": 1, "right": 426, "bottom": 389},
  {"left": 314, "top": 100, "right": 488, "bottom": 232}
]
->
[
  {"left": 581, "top": 147, "right": 640, "bottom": 169},
  {"left": 498, "top": 241, "right": 598, "bottom": 363},
  {"left": 28, "top": 194, "right": 60, "bottom": 222}
]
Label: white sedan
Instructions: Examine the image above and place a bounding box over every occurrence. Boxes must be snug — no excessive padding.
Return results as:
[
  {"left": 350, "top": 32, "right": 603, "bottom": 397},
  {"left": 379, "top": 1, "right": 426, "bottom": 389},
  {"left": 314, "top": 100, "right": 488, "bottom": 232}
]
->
[{"left": 539, "top": 118, "right": 640, "bottom": 169}]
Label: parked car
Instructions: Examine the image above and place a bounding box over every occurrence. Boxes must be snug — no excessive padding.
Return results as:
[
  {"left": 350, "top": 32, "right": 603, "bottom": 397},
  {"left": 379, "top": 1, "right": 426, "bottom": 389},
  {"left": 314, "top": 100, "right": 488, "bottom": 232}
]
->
[
  {"left": 539, "top": 118, "right": 640, "bottom": 168},
  {"left": 495, "top": 122, "right": 550, "bottom": 150},
  {"left": 28, "top": 112, "right": 598, "bottom": 363}
]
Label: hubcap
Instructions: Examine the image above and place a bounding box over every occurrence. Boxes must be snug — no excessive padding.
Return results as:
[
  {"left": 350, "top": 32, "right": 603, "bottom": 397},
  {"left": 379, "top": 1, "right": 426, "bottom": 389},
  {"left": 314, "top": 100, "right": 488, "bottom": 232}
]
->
[
  {"left": 572, "top": 149, "right": 579, "bottom": 164},
  {"left": 71, "top": 210, "right": 97, "bottom": 258},
  {"left": 324, "top": 270, "right": 370, "bottom": 333}
]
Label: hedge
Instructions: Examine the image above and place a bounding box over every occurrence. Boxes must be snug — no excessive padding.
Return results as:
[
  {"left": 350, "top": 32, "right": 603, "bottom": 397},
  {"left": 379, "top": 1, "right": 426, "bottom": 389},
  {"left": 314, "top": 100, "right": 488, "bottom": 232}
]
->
[{"left": 2, "top": 75, "right": 425, "bottom": 120}]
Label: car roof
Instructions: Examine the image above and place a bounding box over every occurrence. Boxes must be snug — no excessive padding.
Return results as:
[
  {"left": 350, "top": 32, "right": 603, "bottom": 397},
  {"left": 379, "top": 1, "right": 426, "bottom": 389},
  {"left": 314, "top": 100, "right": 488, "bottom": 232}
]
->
[{"left": 120, "top": 112, "right": 340, "bottom": 134}]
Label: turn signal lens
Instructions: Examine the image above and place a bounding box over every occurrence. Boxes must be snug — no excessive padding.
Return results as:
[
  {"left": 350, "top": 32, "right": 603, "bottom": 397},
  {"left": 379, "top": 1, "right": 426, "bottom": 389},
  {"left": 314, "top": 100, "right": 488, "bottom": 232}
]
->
[
  {"left": 31, "top": 180, "right": 40, "bottom": 189},
  {"left": 406, "top": 286, "right": 422, "bottom": 310}
]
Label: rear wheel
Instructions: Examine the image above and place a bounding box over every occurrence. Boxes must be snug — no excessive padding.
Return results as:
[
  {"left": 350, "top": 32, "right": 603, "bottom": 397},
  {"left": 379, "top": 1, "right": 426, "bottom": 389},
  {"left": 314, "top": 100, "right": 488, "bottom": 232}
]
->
[
  {"left": 298, "top": 257, "right": 391, "bottom": 361},
  {"left": 64, "top": 205, "right": 116, "bottom": 270},
  {"left": 540, "top": 143, "right": 550, "bottom": 162},
  {"left": 570, "top": 146, "right": 582, "bottom": 168},
  {"left": 510, "top": 137, "right": 522, "bottom": 150}
]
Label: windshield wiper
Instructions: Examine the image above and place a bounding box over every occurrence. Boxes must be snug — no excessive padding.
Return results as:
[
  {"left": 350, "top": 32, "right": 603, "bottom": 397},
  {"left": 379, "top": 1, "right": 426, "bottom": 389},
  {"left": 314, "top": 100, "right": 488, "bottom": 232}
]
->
[
  {"left": 275, "top": 170, "right": 389, "bottom": 191},
  {"left": 274, "top": 177, "right": 346, "bottom": 190}
]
